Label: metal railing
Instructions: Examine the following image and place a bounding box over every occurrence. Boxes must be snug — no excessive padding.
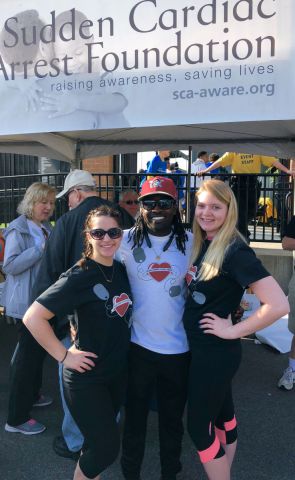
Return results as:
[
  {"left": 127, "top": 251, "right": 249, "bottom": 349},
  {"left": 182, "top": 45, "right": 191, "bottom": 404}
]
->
[{"left": 0, "top": 172, "right": 293, "bottom": 242}]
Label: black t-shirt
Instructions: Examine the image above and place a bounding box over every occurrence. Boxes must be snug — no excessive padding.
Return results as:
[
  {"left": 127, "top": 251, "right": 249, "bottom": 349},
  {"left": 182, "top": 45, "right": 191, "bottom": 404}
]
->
[
  {"left": 183, "top": 238, "right": 269, "bottom": 345},
  {"left": 37, "top": 258, "right": 133, "bottom": 383}
]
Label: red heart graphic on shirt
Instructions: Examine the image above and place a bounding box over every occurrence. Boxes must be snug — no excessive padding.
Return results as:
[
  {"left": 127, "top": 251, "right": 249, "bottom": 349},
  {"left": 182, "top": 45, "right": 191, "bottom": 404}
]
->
[
  {"left": 186, "top": 265, "right": 197, "bottom": 286},
  {"left": 148, "top": 263, "right": 172, "bottom": 282},
  {"left": 112, "top": 293, "right": 132, "bottom": 317}
]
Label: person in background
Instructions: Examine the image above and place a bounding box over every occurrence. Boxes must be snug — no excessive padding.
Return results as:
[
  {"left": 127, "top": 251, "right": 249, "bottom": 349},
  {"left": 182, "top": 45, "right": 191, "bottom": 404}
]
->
[
  {"left": 170, "top": 163, "right": 186, "bottom": 218},
  {"left": 146, "top": 150, "right": 170, "bottom": 175},
  {"left": 0, "top": 9, "right": 129, "bottom": 131},
  {"left": 206, "top": 154, "right": 229, "bottom": 181},
  {"left": 188, "top": 151, "right": 209, "bottom": 225},
  {"left": 206, "top": 154, "right": 220, "bottom": 175},
  {"left": 191, "top": 151, "right": 209, "bottom": 180},
  {"left": 0, "top": 9, "right": 54, "bottom": 115},
  {"left": 118, "top": 176, "right": 193, "bottom": 480},
  {"left": 2, "top": 182, "right": 56, "bottom": 434},
  {"left": 278, "top": 216, "right": 295, "bottom": 390},
  {"left": 23, "top": 205, "right": 133, "bottom": 480},
  {"left": 183, "top": 179, "right": 289, "bottom": 480},
  {"left": 119, "top": 190, "right": 139, "bottom": 222},
  {"left": 39, "top": 9, "right": 129, "bottom": 128},
  {"left": 198, "top": 152, "right": 293, "bottom": 241}
]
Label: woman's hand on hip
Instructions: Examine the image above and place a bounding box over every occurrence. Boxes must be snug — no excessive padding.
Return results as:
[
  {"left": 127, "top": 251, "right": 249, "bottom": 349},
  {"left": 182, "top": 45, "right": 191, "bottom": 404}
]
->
[
  {"left": 199, "top": 313, "right": 236, "bottom": 340},
  {"left": 63, "top": 345, "right": 98, "bottom": 373}
]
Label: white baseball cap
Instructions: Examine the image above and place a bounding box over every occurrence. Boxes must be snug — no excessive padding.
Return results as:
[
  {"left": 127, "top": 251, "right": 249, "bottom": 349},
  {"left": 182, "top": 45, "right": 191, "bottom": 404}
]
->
[{"left": 56, "top": 169, "right": 96, "bottom": 198}]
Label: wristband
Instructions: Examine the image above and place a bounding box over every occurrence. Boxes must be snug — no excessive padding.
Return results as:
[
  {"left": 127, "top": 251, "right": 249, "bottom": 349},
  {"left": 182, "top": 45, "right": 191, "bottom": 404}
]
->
[{"left": 61, "top": 350, "right": 68, "bottom": 363}]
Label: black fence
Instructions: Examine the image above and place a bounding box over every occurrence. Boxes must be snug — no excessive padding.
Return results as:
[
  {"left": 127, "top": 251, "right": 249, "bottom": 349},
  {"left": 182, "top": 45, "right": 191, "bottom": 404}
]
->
[{"left": 0, "top": 172, "right": 293, "bottom": 243}]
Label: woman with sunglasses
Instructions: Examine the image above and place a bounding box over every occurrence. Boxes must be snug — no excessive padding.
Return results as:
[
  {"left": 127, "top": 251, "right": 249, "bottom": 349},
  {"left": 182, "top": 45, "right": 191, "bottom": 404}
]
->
[
  {"left": 23, "top": 205, "right": 133, "bottom": 480},
  {"left": 183, "top": 180, "right": 289, "bottom": 480}
]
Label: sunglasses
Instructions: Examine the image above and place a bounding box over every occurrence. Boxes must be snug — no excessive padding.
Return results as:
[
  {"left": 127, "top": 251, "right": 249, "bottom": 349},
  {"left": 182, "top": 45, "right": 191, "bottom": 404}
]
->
[
  {"left": 64, "top": 188, "right": 82, "bottom": 200},
  {"left": 140, "top": 199, "right": 175, "bottom": 210},
  {"left": 87, "top": 228, "right": 123, "bottom": 240},
  {"left": 124, "top": 200, "right": 139, "bottom": 205}
]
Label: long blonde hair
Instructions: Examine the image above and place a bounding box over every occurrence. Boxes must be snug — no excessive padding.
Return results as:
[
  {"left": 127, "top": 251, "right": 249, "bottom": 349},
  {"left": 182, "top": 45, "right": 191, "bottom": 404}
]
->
[{"left": 191, "top": 179, "right": 245, "bottom": 281}]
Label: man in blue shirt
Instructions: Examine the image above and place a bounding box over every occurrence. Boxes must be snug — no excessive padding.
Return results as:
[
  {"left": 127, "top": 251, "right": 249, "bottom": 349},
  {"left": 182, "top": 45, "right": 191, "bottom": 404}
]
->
[{"left": 147, "top": 150, "right": 170, "bottom": 174}]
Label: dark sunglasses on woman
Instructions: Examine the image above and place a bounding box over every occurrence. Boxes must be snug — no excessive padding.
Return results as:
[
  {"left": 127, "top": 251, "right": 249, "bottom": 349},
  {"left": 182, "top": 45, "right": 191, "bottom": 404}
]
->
[
  {"left": 87, "top": 228, "right": 123, "bottom": 240},
  {"left": 140, "top": 198, "right": 175, "bottom": 211}
]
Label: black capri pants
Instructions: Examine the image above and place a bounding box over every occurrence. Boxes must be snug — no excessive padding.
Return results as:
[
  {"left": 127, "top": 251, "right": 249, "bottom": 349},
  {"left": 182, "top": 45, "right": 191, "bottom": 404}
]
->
[
  {"left": 187, "top": 339, "right": 242, "bottom": 464},
  {"left": 63, "top": 369, "right": 127, "bottom": 479}
]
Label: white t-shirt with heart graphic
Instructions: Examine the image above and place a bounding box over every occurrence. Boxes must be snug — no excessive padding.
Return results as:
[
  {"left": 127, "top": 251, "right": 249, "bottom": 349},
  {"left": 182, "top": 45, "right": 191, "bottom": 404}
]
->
[{"left": 117, "top": 230, "right": 193, "bottom": 354}]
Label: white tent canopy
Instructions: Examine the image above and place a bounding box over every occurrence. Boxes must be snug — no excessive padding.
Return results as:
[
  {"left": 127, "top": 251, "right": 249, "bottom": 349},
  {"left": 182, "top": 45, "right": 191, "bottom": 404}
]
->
[{"left": 0, "top": 120, "right": 295, "bottom": 166}]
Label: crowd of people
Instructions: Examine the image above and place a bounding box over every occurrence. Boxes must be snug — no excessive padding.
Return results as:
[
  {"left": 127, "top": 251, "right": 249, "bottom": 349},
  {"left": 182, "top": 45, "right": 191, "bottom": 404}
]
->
[{"left": 0, "top": 155, "right": 293, "bottom": 480}]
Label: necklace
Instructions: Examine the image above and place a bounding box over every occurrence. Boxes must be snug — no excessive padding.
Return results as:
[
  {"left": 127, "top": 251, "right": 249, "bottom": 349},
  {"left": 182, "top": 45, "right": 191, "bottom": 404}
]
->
[
  {"left": 94, "top": 261, "right": 115, "bottom": 283},
  {"left": 145, "top": 231, "right": 175, "bottom": 260},
  {"left": 151, "top": 245, "right": 162, "bottom": 261}
]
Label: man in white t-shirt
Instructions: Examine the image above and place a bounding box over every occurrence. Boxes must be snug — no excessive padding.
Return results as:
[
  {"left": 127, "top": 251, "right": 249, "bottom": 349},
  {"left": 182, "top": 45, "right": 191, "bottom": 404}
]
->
[
  {"left": 117, "top": 176, "right": 193, "bottom": 480},
  {"left": 190, "top": 151, "right": 209, "bottom": 188}
]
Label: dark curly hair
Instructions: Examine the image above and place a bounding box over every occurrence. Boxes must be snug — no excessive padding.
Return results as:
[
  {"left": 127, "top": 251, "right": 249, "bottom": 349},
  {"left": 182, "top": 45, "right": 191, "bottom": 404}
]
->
[{"left": 128, "top": 205, "right": 187, "bottom": 254}]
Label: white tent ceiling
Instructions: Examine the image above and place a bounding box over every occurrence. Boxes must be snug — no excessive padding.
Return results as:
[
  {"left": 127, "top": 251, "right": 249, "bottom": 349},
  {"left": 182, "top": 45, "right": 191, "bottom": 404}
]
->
[{"left": 0, "top": 119, "right": 295, "bottom": 165}]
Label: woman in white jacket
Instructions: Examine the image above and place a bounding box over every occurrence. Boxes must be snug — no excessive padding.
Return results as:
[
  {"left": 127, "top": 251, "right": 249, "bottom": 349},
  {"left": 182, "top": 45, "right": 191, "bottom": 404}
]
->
[{"left": 2, "top": 182, "right": 55, "bottom": 435}]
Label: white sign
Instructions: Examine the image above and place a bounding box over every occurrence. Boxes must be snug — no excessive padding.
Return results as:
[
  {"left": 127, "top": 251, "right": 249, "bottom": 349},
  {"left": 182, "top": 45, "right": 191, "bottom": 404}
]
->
[{"left": 0, "top": 0, "right": 293, "bottom": 134}]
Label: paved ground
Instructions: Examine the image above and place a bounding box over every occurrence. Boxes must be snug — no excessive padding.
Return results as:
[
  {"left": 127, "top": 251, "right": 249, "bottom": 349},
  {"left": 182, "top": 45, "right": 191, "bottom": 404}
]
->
[{"left": 0, "top": 317, "right": 294, "bottom": 480}]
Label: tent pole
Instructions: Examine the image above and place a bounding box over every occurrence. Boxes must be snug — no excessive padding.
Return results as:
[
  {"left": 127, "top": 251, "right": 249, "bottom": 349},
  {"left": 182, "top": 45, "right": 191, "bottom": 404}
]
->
[
  {"left": 72, "top": 140, "right": 81, "bottom": 169},
  {"left": 186, "top": 146, "right": 192, "bottom": 224}
]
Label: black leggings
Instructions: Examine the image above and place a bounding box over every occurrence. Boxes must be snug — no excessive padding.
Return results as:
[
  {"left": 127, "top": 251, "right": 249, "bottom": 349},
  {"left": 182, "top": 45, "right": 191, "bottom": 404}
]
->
[
  {"left": 187, "top": 340, "right": 242, "bottom": 464},
  {"left": 63, "top": 369, "right": 127, "bottom": 479},
  {"left": 8, "top": 322, "right": 46, "bottom": 426}
]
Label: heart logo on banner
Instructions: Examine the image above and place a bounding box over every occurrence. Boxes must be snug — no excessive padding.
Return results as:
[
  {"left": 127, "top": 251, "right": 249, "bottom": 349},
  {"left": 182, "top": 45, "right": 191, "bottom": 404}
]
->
[
  {"left": 147, "top": 263, "right": 172, "bottom": 282},
  {"left": 186, "top": 265, "right": 197, "bottom": 286},
  {"left": 111, "top": 293, "right": 132, "bottom": 317}
]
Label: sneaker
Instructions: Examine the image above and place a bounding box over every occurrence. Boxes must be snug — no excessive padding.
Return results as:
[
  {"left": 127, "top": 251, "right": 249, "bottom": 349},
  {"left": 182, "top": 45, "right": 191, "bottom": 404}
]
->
[
  {"left": 278, "top": 367, "right": 295, "bottom": 390},
  {"left": 53, "top": 435, "right": 81, "bottom": 461},
  {"left": 5, "top": 419, "right": 46, "bottom": 435},
  {"left": 33, "top": 394, "right": 53, "bottom": 407}
]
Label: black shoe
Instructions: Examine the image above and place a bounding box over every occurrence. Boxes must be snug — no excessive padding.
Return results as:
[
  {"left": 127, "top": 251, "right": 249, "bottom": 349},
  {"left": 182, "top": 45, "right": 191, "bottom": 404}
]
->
[{"left": 53, "top": 435, "right": 81, "bottom": 461}]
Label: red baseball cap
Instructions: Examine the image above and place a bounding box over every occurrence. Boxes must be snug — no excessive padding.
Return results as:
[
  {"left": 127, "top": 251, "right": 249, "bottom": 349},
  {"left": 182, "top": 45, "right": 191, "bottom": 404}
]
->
[{"left": 139, "top": 176, "right": 177, "bottom": 200}]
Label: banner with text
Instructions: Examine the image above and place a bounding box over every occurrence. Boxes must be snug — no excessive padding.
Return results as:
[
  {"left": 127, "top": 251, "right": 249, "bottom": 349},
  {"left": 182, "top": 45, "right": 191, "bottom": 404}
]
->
[{"left": 0, "top": 0, "right": 294, "bottom": 134}]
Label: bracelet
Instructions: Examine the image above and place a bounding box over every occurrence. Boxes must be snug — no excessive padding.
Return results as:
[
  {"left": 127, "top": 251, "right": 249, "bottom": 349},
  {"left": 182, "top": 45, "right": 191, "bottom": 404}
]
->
[{"left": 61, "top": 350, "right": 68, "bottom": 363}]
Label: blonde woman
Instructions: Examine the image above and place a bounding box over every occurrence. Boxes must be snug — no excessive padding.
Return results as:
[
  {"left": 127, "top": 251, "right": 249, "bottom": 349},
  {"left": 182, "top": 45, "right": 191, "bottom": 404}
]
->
[
  {"left": 2, "top": 182, "right": 55, "bottom": 323},
  {"left": 183, "top": 179, "right": 289, "bottom": 480},
  {"left": 3, "top": 182, "right": 55, "bottom": 434}
]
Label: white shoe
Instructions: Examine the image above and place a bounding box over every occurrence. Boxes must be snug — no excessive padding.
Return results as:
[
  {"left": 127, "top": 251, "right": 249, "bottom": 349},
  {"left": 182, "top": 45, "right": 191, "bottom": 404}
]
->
[
  {"left": 5, "top": 419, "right": 46, "bottom": 435},
  {"left": 277, "top": 367, "right": 295, "bottom": 390}
]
